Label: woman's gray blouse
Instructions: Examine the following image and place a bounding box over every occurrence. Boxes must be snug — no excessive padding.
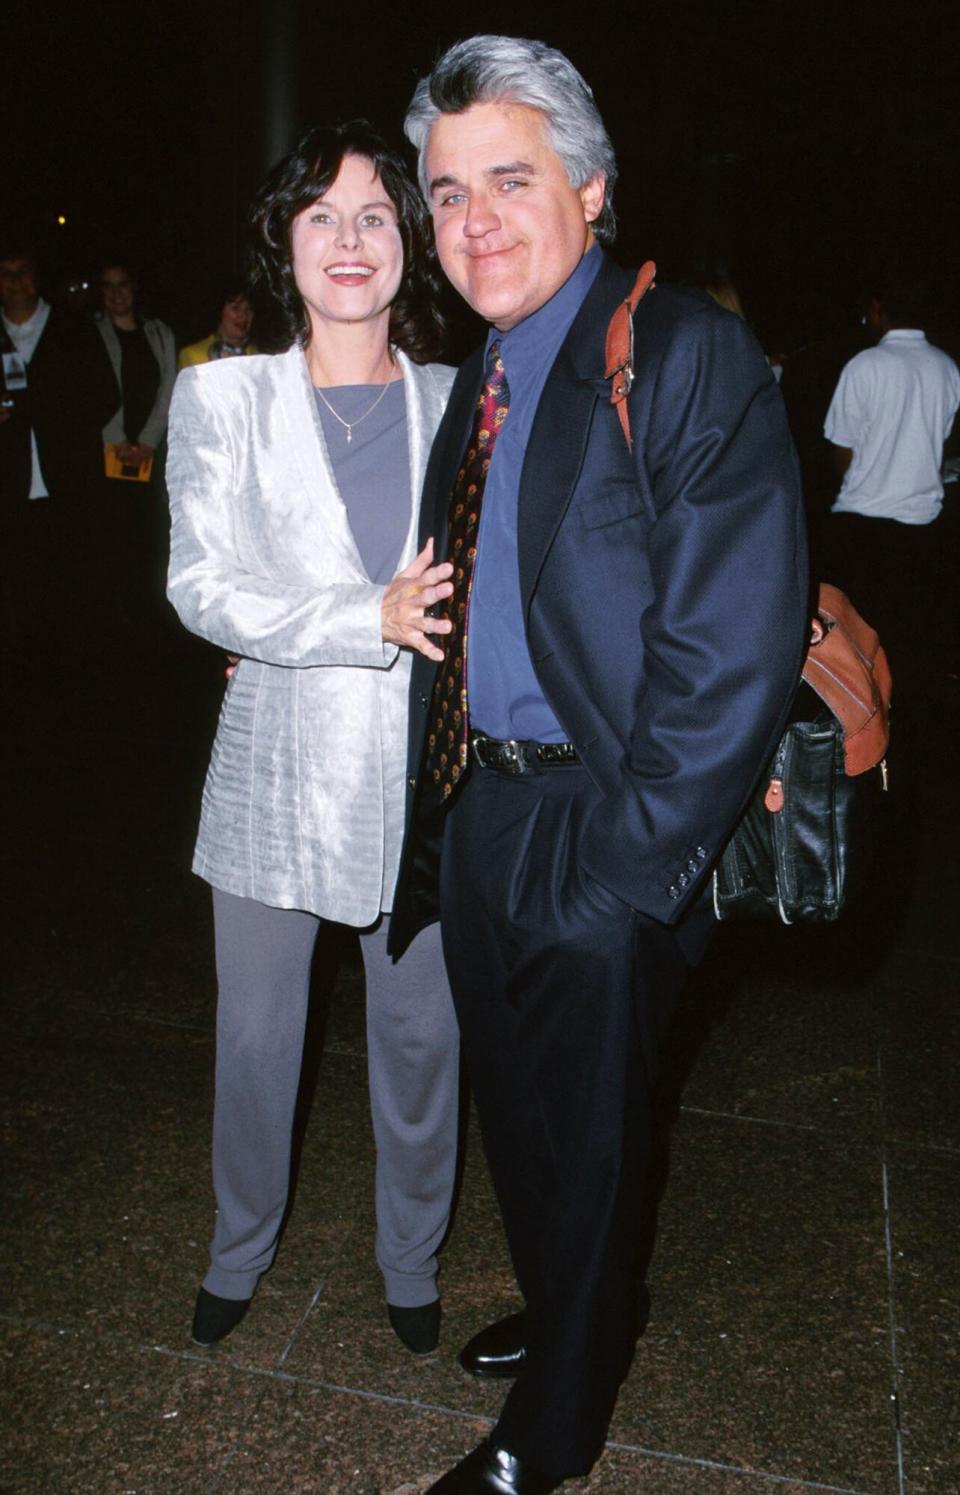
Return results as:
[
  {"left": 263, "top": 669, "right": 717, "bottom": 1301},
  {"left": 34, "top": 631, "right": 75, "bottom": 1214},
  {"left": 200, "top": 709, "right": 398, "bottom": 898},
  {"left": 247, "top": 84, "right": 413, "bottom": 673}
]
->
[{"left": 313, "top": 381, "right": 409, "bottom": 584}]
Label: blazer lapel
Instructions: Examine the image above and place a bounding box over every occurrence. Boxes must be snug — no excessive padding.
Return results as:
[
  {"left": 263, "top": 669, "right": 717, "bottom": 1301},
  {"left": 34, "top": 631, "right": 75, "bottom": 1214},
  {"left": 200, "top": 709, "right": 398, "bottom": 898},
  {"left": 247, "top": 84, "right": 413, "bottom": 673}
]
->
[
  {"left": 396, "top": 353, "right": 451, "bottom": 569},
  {"left": 517, "top": 257, "right": 638, "bottom": 608},
  {"left": 399, "top": 351, "right": 427, "bottom": 567},
  {"left": 278, "top": 344, "right": 368, "bottom": 577},
  {"left": 419, "top": 350, "right": 484, "bottom": 556}
]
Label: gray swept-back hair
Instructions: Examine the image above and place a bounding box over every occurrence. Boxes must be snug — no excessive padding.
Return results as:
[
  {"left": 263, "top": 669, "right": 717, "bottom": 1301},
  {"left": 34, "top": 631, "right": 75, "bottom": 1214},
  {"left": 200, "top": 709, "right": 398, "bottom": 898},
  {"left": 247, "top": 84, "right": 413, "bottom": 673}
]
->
[{"left": 404, "top": 35, "right": 618, "bottom": 244}]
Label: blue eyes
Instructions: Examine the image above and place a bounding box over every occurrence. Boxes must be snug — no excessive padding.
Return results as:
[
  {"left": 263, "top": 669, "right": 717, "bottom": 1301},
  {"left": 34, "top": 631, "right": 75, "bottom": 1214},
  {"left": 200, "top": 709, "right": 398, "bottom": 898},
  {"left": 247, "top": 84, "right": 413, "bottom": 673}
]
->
[{"left": 436, "top": 181, "right": 527, "bottom": 209}]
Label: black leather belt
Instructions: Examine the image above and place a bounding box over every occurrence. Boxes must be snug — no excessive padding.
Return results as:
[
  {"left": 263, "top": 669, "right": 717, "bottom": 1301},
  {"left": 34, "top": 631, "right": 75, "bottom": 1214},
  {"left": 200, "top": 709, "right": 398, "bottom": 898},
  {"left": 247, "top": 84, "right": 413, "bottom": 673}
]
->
[{"left": 470, "top": 731, "right": 581, "bottom": 774}]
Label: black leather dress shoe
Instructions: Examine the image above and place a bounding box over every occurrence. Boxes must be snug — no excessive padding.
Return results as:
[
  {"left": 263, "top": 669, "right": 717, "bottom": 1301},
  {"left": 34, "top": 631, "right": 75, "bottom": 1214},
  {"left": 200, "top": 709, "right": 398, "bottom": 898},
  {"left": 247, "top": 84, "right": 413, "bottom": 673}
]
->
[
  {"left": 427, "top": 1438, "right": 563, "bottom": 1492},
  {"left": 458, "top": 1311, "right": 526, "bottom": 1379},
  {"left": 388, "top": 1298, "right": 441, "bottom": 1354},
  {"left": 191, "top": 1287, "right": 251, "bottom": 1346}
]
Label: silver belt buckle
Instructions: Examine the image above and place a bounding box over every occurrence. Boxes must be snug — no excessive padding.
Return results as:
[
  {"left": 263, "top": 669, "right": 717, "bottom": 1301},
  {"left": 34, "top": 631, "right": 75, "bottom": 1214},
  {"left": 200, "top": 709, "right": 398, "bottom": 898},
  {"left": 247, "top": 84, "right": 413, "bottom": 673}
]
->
[
  {"left": 471, "top": 734, "right": 526, "bottom": 773},
  {"left": 501, "top": 738, "right": 524, "bottom": 773}
]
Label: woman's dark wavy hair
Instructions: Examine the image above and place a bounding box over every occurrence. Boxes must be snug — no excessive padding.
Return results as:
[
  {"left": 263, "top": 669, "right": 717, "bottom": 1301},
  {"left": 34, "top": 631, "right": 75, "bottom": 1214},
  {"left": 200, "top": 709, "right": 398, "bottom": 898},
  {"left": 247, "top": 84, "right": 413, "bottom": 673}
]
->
[{"left": 249, "top": 120, "right": 447, "bottom": 363}]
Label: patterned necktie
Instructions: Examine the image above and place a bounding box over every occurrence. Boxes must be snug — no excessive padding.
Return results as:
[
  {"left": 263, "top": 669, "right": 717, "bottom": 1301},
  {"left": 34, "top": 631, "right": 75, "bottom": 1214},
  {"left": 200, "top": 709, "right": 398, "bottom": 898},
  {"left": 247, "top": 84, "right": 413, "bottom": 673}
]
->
[{"left": 425, "top": 341, "right": 511, "bottom": 801}]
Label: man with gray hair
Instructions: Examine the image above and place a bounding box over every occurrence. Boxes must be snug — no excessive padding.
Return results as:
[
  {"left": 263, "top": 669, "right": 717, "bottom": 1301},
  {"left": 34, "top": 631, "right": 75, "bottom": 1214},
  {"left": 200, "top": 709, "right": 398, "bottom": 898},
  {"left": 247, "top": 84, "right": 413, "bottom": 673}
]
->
[{"left": 390, "top": 36, "right": 808, "bottom": 1493}]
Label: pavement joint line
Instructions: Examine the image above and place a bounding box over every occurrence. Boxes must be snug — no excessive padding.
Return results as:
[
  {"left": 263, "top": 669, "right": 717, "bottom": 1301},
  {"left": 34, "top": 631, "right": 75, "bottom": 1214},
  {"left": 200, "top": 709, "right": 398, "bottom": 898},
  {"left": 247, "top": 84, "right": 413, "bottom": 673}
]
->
[
  {"left": 120, "top": 1012, "right": 211, "bottom": 1033},
  {"left": 67, "top": 1004, "right": 211, "bottom": 1034},
  {"left": 876, "top": 1048, "right": 907, "bottom": 1495},
  {"left": 602, "top": 1438, "right": 881, "bottom": 1495},
  {"left": 66, "top": 1007, "right": 367, "bottom": 1052},
  {"left": 0, "top": 1318, "right": 480, "bottom": 1418},
  {"left": 679, "top": 1105, "right": 827, "bottom": 1133},
  {"left": 129, "top": 1345, "right": 893, "bottom": 1495},
  {"left": 678, "top": 1106, "right": 958, "bottom": 1159},
  {"left": 276, "top": 1281, "right": 326, "bottom": 1368},
  {"left": 883, "top": 1135, "right": 960, "bottom": 1160},
  {"left": 144, "top": 1345, "right": 501, "bottom": 1425},
  {"left": 0, "top": 1321, "right": 888, "bottom": 1495},
  {"left": 206, "top": 1444, "right": 238, "bottom": 1493},
  {"left": 142, "top": 1335, "right": 900, "bottom": 1495}
]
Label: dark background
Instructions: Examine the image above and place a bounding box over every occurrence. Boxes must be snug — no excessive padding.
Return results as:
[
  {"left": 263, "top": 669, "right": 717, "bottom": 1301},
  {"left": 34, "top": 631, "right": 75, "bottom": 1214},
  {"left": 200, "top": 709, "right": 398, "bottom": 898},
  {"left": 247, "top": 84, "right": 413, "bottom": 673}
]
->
[{"left": 5, "top": 0, "right": 958, "bottom": 356}]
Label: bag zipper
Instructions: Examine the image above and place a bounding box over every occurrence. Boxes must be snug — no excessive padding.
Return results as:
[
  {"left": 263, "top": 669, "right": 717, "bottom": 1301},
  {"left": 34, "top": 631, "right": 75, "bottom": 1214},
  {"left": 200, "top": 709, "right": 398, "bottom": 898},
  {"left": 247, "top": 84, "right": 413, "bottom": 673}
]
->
[{"left": 766, "top": 735, "right": 793, "bottom": 924}]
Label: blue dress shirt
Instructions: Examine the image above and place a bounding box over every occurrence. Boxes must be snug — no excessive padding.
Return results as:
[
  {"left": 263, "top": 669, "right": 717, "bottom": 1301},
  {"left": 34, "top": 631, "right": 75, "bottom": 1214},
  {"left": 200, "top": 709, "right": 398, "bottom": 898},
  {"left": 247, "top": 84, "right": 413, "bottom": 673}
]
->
[{"left": 468, "top": 245, "right": 602, "bottom": 742}]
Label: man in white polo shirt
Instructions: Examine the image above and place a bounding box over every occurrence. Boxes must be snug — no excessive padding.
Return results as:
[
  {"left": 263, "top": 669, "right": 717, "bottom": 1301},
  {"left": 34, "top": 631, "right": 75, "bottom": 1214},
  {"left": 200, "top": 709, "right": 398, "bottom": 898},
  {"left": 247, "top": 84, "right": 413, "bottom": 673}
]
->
[{"left": 824, "top": 280, "right": 959, "bottom": 689}]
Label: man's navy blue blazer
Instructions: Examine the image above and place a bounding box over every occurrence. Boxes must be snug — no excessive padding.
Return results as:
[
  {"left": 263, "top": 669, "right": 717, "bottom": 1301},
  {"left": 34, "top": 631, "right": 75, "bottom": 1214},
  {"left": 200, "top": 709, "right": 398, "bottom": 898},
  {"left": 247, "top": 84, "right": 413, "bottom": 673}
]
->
[{"left": 390, "top": 252, "right": 809, "bottom": 962}]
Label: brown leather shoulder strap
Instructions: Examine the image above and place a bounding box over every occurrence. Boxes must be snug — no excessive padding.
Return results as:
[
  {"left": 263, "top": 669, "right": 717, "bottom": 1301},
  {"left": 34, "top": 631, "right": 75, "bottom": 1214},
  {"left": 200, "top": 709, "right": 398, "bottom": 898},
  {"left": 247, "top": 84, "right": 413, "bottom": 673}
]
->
[{"left": 605, "top": 260, "right": 657, "bottom": 452}]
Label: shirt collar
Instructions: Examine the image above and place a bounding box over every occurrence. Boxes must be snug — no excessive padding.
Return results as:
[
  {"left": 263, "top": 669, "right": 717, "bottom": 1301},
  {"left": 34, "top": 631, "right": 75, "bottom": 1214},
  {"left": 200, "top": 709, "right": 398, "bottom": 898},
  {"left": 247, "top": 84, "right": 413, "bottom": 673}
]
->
[
  {"left": 2, "top": 297, "right": 49, "bottom": 340},
  {"left": 485, "top": 244, "right": 602, "bottom": 379}
]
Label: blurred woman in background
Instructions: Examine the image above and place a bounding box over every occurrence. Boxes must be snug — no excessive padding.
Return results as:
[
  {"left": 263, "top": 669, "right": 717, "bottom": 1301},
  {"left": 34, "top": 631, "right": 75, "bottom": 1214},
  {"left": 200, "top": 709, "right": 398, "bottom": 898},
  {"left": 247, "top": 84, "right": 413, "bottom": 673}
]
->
[
  {"left": 179, "top": 280, "right": 256, "bottom": 367},
  {"left": 96, "top": 263, "right": 176, "bottom": 473},
  {"left": 93, "top": 264, "right": 177, "bottom": 633}
]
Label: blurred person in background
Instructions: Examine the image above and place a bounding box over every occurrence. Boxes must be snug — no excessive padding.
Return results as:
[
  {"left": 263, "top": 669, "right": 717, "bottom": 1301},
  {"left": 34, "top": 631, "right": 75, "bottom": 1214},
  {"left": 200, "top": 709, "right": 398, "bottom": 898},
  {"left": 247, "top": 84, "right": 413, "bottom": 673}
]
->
[
  {"left": 694, "top": 268, "right": 790, "bottom": 382},
  {"left": 0, "top": 247, "right": 115, "bottom": 649},
  {"left": 93, "top": 263, "right": 177, "bottom": 632},
  {"left": 166, "top": 121, "right": 461, "bottom": 1356},
  {"left": 95, "top": 263, "right": 176, "bottom": 476},
  {"left": 824, "top": 276, "right": 959, "bottom": 692},
  {"left": 179, "top": 279, "right": 256, "bottom": 367},
  {"left": 698, "top": 270, "right": 746, "bottom": 321}
]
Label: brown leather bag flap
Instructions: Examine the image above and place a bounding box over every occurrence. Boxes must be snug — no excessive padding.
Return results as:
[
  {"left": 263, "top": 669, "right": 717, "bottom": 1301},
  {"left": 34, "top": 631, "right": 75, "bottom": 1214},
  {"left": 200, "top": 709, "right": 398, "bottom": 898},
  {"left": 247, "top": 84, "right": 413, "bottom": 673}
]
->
[{"left": 801, "top": 583, "right": 892, "bottom": 776}]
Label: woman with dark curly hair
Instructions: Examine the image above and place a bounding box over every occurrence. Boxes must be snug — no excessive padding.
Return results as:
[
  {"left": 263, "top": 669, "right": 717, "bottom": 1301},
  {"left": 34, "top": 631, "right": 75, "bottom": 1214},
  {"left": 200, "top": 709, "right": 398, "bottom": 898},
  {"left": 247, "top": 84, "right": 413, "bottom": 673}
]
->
[{"left": 166, "top": 121, "right": 460, "bottom": 1356}]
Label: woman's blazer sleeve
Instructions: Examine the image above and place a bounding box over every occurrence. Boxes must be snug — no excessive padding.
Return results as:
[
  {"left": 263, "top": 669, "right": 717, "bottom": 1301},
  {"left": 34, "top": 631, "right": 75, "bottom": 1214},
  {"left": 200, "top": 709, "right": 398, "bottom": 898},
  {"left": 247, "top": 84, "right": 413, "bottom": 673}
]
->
[{"left": 166, "top": 366, "right": 398, "bottom": 669}]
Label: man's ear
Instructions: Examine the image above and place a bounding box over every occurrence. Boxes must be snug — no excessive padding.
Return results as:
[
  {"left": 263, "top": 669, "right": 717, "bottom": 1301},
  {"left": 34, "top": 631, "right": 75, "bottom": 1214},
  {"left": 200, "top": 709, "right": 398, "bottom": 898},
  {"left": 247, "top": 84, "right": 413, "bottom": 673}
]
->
[{"left": 579, "top": 173, "right": 606, "bottom": 226}]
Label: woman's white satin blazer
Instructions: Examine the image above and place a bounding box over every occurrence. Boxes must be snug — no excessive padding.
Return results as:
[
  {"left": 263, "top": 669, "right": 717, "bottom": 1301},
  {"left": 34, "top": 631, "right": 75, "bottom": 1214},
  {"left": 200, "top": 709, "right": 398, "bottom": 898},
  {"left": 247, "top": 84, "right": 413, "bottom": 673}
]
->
[{"left": 166, "top": 344, "right": 456, "bottom": 925}]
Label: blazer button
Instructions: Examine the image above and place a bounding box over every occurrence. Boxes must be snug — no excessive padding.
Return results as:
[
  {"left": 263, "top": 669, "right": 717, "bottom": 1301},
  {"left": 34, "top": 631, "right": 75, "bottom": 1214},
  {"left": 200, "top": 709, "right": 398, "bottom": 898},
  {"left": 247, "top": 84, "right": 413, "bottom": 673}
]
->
[
  {"left": 407, "top": 776, "right": 416, "bottom": 789},
  {"left": 695, "top": 845, "right": 707, "bottom": 860},
  {"left": 677, "top": 872, "right": 689, "bottom": 888},
  {"left": 419, "top": 693, "right": 430, "bottom": 707},
  {"left": 687, "top": 859, "right": 699, "bottom": 873},
  {"left": 667, "top": 885, "right": 681, "bottom": 900}
]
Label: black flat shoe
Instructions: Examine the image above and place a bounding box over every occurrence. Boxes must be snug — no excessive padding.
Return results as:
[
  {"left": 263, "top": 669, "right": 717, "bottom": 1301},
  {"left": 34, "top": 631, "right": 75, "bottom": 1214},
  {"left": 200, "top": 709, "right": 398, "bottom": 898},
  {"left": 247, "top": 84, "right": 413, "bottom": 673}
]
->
[
  {"left": 459, "top": 1311, "right": 526, "bottom": 1379},
  {"left": 427, "top": 1438, "right": 563, "bottom": 1492},
  {"left": 388, "top": 1298, "right": 441, "bottom": 1354},
  {"left": 191, "top": 1287, "right": 251, "bottom": 1346}
]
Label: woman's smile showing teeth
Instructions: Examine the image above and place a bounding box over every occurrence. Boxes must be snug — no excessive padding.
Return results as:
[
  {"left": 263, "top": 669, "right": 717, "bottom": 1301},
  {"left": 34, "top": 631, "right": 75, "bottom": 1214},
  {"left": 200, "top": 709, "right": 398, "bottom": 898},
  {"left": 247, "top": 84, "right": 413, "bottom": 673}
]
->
[{"left": 327, "top": 264, "right": 375, "bottom": 281}]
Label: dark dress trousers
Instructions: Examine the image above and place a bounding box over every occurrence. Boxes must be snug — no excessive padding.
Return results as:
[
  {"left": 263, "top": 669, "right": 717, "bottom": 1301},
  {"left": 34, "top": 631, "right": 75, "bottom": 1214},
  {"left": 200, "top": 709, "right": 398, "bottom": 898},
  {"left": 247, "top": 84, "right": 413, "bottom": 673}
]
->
[{"left": 390, "top": 255, "right": 809, "bottom": 1477}]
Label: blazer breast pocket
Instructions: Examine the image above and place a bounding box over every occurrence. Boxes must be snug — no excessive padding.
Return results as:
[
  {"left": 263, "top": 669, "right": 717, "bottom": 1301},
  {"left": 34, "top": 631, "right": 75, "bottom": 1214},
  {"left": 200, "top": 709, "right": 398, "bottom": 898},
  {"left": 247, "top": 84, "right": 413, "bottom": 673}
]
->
[{"left": 577, "top": 481, "right": 652, "bottom": 532}]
